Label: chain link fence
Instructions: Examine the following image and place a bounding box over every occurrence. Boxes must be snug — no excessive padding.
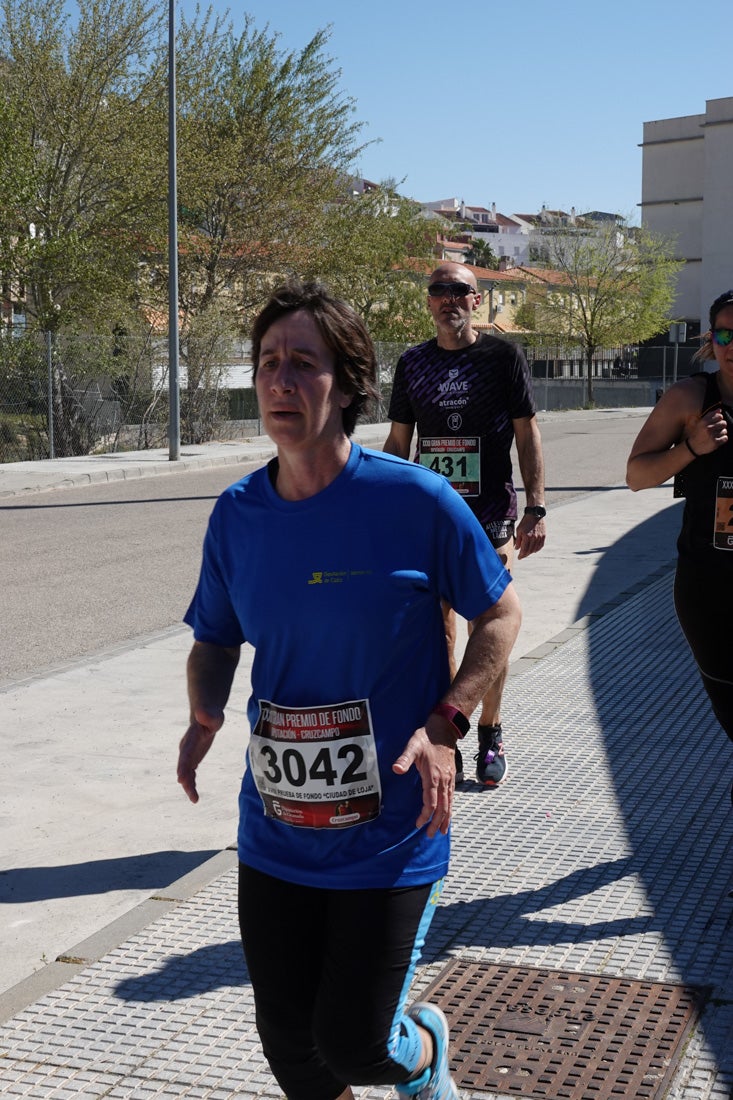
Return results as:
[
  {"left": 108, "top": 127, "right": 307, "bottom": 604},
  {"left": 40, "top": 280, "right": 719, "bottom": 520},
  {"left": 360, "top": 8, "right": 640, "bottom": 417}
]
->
[
  {"left": 0, "top": 330, "right": 695, "bottom": 464},
  {"left": 521, "top": 341, "right": 699, "bottom": 382},
  {"left": 0, "top": 331, "right": 412, "bottom": 463},
  {"left": 0, "top": 329, "right": 171, "bottom": 462}
]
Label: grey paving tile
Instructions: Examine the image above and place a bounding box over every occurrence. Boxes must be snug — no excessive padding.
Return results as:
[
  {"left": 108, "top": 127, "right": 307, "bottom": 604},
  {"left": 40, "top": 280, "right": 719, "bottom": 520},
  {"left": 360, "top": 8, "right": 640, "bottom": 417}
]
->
[{"left": 0, "top": 572, "right": 731, "bottom": 1098}]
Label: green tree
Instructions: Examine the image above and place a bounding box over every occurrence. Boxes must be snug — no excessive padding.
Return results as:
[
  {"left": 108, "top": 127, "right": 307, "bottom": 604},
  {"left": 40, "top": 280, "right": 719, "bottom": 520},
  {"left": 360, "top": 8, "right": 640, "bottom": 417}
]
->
[
  {"left": 465, "top": 236, "right": 499, "bottom": 270},
  {"left": 0, "top": 3, "right": 370, "bottom": 451},
  {"left": 168, "top": 15, "right": 365, "bottom": 329},
  {"left": 155, "top": 14, "right": 371, "bottom": 441},
  {"left": 306, "top": 184, "right": 436, "bottom": 344},
  {"left": 519, "top": 224, "right": 683, "bottom": 403},
  {"left": 0, "top": 0, "right": 167, "bottom": 334}
]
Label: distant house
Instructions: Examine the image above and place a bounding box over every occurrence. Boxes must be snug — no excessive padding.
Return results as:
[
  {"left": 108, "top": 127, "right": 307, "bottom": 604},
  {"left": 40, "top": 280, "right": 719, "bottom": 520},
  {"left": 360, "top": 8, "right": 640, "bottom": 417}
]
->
[
  {"left": 471, "top": 266, "right": 531, "bottom": 334},
  {"left": 418, "top": 197, "right": 624, "bottom": 270},
  {"left": 434, "top": 233, "right": 472, "bottom": 264}
]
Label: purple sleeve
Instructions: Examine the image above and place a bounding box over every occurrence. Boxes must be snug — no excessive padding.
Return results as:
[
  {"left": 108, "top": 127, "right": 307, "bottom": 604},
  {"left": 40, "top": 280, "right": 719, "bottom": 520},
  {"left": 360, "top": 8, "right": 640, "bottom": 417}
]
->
[{"left": 508, "top": 343, "right": 536, "bottom": 420}]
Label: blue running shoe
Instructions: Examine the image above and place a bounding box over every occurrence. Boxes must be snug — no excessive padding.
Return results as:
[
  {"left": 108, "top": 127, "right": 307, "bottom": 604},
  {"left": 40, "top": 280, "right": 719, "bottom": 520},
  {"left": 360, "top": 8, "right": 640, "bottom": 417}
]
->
[{"left": 396, "top": 1002, "right": 459, "bottom": 1100}]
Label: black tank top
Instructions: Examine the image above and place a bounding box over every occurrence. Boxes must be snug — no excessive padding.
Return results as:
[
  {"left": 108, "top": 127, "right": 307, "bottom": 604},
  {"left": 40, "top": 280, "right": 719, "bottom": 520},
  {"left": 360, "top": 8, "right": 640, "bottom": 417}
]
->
[{"left": 676, "top": 371, "right": 733, "bottom": 566}]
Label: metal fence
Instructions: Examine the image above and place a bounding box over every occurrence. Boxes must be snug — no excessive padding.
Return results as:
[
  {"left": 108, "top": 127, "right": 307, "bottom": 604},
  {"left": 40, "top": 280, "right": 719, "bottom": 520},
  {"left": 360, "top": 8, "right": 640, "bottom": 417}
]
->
[
  {"left": 0, "top": 331, "right": 414, "bottom": 463},
  {"left": 0, "top": 330, "right": 695, "bottom": 464},
  {"left": 0, "top": 330, "right": 166, "bottom": 462},
  {"left": 521, "top": 341, "right": 701, "bottom": 384},
  {"left": 523, "top": 344, "right": 640, "bottom": 380}
]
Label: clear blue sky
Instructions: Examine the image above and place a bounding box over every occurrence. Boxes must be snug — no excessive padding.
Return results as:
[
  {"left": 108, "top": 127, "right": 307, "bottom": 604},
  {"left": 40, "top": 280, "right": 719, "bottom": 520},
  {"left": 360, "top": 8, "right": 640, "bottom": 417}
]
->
[{"left": 178, "top": 0, "right": 728, "bottom": 224}]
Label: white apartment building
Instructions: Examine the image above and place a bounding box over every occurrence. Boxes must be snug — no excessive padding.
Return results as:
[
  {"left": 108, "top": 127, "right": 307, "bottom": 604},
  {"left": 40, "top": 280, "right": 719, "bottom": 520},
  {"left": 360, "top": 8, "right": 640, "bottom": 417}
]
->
[
  {"left": 420, "top": 198, "right": 531, "bottom": 264},
  {"left": 641, "top": 96, "right": 733, "bottom": 331},
  {"left": 419, "top": 199, "right": 618, "bottom": 269}
]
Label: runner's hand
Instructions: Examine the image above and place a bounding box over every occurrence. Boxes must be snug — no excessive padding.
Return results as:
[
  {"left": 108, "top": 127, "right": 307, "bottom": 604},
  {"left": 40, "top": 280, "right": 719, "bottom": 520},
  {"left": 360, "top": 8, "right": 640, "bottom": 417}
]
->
[
  {"left": 177, "top": 706, "right": 224, "bottom": 804},
  {"left": 515, "top": 514, "right": 546, "bottom": 560},
  {"left": 392, "top": 715, "right": 456, "bottom": 837}
]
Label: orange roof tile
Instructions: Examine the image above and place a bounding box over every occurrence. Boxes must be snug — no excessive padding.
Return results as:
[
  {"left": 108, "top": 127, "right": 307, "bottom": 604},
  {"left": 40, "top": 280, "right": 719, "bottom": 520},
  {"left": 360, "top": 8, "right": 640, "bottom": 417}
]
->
[{"left": 516, "top": 265, "right": 572, "bottom": 286}]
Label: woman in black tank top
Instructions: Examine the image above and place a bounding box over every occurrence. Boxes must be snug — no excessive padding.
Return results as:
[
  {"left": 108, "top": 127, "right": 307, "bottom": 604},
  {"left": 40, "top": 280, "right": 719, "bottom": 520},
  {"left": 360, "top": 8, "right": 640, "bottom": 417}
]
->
[{"left": 627, "top": 290, "right": 733, "bottom": 804}]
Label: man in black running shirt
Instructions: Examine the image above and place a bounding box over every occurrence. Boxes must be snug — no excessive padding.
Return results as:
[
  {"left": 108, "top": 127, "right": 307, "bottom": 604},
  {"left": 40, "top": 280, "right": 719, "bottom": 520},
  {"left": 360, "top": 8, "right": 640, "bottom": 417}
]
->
[{"left": 384, "top": 262, "right": 546, "bottom": 786}]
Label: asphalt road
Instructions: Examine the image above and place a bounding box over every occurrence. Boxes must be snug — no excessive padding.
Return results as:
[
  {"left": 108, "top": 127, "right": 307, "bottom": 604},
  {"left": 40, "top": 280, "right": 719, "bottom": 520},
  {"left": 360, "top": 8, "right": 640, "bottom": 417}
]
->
[{"left": 0, "top": 410, "right": 648, "bottom": 687}]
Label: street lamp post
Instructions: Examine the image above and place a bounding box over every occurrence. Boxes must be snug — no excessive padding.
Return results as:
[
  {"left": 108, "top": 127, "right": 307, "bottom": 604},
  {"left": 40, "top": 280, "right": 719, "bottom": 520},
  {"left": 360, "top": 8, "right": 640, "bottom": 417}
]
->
[
  {"left": 669, "top": 322, "right": 687, "bottom": 388},
  {"left": 167, "top": 0, "right": 180, "bottom": 459}
]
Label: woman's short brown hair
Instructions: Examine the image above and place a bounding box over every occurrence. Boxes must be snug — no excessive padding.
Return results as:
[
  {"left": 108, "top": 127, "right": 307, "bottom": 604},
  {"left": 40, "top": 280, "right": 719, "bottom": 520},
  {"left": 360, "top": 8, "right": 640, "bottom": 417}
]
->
[{"left": 251, "top": 280, "right": 378, "bottom": 436}]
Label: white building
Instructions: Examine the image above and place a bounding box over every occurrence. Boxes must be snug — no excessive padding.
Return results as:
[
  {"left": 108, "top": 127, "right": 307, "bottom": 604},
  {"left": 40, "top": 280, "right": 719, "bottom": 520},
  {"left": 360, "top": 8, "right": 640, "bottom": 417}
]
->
[
  {"left": 419, "top": 199, "right": 618, "bottom": 269},
  {"left": 419, "top": 198, "right": 531, "bottom": 264},
  {"left": 641, "top": 96, "right": 733, "bottom": 330}
]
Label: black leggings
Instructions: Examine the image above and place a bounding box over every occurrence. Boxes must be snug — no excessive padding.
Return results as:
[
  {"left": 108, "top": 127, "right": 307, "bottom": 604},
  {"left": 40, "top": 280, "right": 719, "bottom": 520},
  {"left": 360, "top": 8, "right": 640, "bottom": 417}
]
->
[
  {"left": 674, "top": 561, "right": 733, "bottom": 743},
  {"left": 238, "top": 864, "right": 441, "bottom": 1100}
]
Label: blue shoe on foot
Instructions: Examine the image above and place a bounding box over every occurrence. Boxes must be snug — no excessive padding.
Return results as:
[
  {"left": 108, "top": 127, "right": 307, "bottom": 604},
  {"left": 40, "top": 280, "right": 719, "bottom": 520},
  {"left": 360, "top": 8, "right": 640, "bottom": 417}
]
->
[{"left": 395, "top": 1002, "right": 459, "bottom": 1100}]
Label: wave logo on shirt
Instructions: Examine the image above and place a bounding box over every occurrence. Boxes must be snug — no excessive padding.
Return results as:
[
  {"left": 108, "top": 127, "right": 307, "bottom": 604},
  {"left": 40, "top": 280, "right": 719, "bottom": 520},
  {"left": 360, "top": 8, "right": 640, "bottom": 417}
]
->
[{"left": 439, "top": 368, "right": 469, "bottom": 395}]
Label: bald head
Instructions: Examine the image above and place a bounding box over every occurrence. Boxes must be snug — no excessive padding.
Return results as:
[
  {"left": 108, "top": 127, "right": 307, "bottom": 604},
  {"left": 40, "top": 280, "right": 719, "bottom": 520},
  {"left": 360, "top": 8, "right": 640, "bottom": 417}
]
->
[{"left": 429, "top": 263, "right": 478, "bottom": 291}]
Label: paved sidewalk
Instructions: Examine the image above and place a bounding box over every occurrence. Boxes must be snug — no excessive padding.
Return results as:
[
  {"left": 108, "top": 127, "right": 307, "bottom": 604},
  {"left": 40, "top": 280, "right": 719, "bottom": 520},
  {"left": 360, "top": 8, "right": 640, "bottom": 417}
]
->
[
  {"left": 0, "top": 407, "right": 646, "bottom": 498},
  {"left": 1, "top": 412, "right": 732, "bottom": 1098},
  {"left": 0, "top": 438, "right": 277, "bottom": 498},
  {"left": 1, "top": 570, "right": 731, "bottom": 1098}
]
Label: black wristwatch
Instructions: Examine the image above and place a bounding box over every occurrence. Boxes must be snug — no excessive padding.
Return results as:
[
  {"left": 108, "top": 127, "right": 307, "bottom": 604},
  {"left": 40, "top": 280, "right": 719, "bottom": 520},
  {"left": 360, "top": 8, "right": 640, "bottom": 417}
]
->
[
  {"left": 431, "top": 703, "right": 470, "bottom": 739},
  {"left": 524, "top": 505, "right": 547, "bottom": 519}
]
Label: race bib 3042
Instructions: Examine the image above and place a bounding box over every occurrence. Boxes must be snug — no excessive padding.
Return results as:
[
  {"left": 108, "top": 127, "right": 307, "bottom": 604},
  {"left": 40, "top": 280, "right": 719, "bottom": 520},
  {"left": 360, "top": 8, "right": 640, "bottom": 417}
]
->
[{"left": 250, "top": 699, "right": 382, "bottom": 829}]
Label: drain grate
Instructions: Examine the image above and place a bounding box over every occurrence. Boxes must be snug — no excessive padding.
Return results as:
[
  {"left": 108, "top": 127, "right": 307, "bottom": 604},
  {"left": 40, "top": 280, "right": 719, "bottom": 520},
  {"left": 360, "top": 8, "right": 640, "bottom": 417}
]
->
[{"left": 421, "top": 961, "right": 708, "bottom": 1099}]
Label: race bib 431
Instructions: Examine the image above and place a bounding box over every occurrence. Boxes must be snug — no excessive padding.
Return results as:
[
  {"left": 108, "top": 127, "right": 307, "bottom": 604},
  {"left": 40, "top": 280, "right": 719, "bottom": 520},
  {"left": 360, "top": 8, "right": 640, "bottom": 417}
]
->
[{"left": 418, "top": 437, "right": 480, "bottom": 496}]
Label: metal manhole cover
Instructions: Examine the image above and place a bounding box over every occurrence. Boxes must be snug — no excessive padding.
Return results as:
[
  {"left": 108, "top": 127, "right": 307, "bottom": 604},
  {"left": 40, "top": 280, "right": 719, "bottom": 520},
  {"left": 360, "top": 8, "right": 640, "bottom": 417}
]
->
[{"left": 421, "top": 961, "right": 708, "bottom": 1099}]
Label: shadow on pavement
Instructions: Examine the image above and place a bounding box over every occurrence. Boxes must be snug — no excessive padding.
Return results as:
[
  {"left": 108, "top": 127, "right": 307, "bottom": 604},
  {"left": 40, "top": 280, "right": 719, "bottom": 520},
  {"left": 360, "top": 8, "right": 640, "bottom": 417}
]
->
[
  {"left": 575, "top": 499, "right": 680, "bottom": 619},
  {"left": 114, "top": 940, "right": 249, "bottom": 1002},
  {"left": 0, "top": 850, "right": 220, "bottom": 903},
  {"left": 426, "top": 859, "right": 652, "bottom": 956},
  {"left": 583, "top": 514, "right": 733, "bottom": 1077}
]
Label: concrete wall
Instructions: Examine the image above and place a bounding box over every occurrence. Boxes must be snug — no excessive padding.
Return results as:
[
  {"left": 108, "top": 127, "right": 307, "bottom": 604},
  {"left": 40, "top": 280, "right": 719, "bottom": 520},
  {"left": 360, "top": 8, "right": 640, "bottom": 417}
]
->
[
  {"left": 641, "top": 111, "right": 704, "bottom": 323},
  {"left": 701, "top": 98, "right": 733, "bottom": 317},
  {"left": 532, "top": 379, "right": 663, "bottom": 411},
  {"left": 641, "top": 97, "right": 733, "bottom": 327}
]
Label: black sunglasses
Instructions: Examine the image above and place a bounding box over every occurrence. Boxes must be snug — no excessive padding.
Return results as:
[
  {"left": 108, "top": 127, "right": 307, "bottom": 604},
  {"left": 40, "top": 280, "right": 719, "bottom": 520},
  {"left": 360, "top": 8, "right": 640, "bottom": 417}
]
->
[{"left": 427, "top": 281, "right": 477, "bottom": 299}]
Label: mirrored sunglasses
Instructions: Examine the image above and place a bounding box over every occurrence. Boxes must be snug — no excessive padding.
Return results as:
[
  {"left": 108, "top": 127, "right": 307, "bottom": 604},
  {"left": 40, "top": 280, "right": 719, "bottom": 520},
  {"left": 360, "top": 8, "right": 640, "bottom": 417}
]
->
[
  {"left": 427, "top": 281, "right": 476, "bottom": 299},
  {"left": 712, "top": 327, "right": 733, "bottom": 347}
]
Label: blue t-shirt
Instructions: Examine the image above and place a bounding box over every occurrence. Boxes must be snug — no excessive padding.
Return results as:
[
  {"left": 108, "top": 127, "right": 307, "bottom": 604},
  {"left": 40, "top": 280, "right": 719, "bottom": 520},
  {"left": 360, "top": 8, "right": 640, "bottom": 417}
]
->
[{"left": 185, "top": 444, "right": 510, "bottom": 889}]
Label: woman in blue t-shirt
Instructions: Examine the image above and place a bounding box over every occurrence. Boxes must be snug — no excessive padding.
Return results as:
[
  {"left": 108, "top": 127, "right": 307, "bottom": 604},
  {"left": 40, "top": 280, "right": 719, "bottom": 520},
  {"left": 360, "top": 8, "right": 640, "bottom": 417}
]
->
[{"left": 177, "top": 280, "right": 521, "bottom": 1100}]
